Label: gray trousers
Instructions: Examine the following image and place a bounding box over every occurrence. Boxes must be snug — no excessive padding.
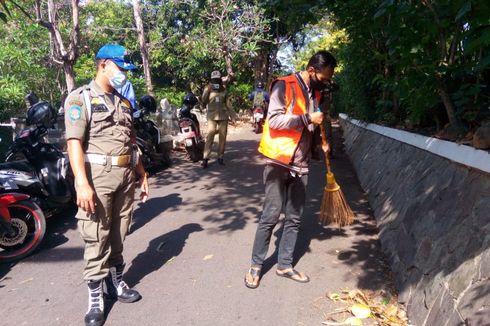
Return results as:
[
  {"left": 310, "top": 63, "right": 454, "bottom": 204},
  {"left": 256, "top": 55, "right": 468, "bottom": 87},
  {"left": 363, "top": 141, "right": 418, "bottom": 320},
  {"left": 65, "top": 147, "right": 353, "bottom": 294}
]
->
[{"left": 251, "top": 164, "right": 308, "bottom": 269}]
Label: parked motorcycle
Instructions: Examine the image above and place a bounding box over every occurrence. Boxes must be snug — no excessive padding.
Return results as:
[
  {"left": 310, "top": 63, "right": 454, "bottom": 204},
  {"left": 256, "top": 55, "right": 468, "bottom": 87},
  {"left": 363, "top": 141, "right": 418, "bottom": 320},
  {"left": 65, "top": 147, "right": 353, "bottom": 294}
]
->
[
  {"left": 0, "top": 98, "right": 74, "bottom": 262},
  {"left": 1, "top": 100, "right": 75, "bottom": 219},
  {"left": 252, "top": 106, "right": 265, "bottom": 134},
  {"left": 133, "top": 95, "right": 170, "bottom": 172},
  {"left": 0, "top": 185, "right": 46, "bottom": 263},
  {"left": 178, "top": 93, "right": 204, "bottom": 162}
]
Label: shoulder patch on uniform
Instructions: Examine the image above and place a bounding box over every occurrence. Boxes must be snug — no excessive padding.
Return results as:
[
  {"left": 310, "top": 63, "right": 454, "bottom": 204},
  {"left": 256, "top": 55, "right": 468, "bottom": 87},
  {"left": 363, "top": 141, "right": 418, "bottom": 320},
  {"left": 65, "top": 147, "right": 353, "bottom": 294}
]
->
[
  {"left": 69, "top": 99, "right": 83, "bottom": 107},
  {"left": 68, "top": 105, "right": 82, "bottom": 121}
]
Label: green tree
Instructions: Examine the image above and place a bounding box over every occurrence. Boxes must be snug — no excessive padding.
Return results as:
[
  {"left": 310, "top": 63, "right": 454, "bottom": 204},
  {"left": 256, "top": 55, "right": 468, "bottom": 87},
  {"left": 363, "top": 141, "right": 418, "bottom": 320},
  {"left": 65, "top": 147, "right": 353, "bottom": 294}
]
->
[
  {"left": 300, "top": 0, "right": 490, "bottom": 136},
  {"left": 0, "top": 8, "right": 61, "bottom": 118}
]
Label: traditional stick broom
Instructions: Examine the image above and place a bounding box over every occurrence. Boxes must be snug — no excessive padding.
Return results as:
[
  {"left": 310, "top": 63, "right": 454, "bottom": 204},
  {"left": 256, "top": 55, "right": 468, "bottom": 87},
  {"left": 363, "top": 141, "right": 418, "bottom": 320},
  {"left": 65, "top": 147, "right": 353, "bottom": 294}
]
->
[{"left": 318, "top": 122, "right": 354, "bottom": 227}]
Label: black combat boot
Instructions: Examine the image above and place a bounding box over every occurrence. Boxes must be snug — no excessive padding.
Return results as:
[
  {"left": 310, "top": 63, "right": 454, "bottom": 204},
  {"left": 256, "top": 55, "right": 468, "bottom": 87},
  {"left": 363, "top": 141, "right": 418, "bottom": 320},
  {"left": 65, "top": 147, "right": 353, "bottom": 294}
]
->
[
  {"left": 85, "top": 280, "right": 105, "bottom": 326},
  {"left": 105, "top": 264, "right": 141, "bottom": 303},
  {"left": 201, "top": 158, "right": 208, "bottom": 169},
  {"left": 217, "top": 158, "right": 225, "bottom": 165}
]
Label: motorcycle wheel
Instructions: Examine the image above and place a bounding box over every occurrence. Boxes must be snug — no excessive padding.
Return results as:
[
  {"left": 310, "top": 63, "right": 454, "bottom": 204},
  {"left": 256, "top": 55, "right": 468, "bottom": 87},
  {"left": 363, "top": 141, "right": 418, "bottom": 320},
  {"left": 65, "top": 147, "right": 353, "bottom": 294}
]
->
[
  {"left": 0, "top": 200, "right": 46, "bottom": 263},
  {"left": 254, "top": 121, "right": 260, "bottom": 134},
  {"left": 187, "top": 140, "right": 200, "bottom": 162}
]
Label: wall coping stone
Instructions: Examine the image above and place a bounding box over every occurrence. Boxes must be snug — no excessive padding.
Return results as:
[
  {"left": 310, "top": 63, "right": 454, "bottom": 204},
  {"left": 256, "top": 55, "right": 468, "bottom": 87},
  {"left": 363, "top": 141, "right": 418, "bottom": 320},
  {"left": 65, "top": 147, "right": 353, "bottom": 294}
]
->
[{"left": 339, "top": 113, "right": 490, "bottom": 174}]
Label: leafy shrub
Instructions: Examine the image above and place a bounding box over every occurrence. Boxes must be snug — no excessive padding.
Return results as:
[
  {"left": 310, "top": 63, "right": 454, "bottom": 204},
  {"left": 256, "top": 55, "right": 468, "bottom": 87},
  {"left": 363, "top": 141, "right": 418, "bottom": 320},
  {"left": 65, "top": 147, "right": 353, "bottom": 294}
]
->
[{"left": 227, "top": 83, "right": 253, "bottom": 113}]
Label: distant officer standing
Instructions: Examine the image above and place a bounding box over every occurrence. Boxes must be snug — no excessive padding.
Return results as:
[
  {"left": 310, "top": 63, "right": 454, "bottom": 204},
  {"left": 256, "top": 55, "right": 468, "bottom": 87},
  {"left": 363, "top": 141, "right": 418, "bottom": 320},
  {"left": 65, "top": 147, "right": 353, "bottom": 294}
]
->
[
  {"left": 201, "top": 70, "right": 236, "bottom": 168},
  {"left": 65, "top": 44, "right": 149, "bottom": 326}
]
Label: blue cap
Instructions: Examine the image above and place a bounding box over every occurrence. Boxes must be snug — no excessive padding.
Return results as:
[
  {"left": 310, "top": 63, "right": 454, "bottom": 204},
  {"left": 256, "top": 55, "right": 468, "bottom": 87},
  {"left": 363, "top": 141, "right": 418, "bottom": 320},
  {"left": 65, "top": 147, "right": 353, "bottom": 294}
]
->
[{"left": 95, "top": 44, "right": 137, "bottom": 70}]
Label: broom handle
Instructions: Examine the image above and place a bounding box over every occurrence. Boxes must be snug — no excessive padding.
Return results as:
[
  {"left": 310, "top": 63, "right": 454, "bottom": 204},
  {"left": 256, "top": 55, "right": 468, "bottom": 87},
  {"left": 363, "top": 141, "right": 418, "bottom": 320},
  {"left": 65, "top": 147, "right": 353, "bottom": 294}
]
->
[{"left": 318, "top": 122, "right": 332, "bottom": 174}]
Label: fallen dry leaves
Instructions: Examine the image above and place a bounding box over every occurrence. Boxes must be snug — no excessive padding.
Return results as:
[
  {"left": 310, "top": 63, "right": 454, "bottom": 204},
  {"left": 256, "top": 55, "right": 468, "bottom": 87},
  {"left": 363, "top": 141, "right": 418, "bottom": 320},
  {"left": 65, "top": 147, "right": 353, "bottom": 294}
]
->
[{"left": 323, "top": 289, "right": 409, "bottom": 326}]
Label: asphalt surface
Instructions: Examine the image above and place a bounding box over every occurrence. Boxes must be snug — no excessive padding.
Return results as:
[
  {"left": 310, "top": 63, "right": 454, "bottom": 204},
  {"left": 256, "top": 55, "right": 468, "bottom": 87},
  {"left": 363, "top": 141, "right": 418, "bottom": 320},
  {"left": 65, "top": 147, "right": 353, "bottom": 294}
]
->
[{"left": 0, "top": 124, "right": 393, "bottom": 326}]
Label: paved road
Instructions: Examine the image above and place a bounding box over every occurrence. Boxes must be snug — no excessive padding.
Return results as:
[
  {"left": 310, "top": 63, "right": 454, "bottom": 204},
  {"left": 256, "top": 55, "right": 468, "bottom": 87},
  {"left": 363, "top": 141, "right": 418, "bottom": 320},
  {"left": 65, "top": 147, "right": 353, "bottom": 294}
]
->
[{"left": 0, "top": 125, "right": 392, "bottom": 326}]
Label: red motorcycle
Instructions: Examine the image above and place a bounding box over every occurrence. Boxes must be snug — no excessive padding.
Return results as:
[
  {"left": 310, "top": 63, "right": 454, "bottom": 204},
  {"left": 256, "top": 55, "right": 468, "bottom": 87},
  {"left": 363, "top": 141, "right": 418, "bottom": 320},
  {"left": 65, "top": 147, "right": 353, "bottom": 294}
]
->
[
  {"left": 252, "top": 106, "right": 265, "bottom": 134},
  {"left": 0, "top": 190, "right": 46, "bottom": 263}
]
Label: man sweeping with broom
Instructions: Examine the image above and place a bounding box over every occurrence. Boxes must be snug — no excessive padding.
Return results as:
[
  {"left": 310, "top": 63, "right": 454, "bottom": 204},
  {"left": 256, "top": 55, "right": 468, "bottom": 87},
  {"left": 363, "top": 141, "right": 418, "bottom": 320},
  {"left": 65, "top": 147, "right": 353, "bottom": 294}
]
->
[{"left": 245, "top": 51, "right": 339, "bottom": 289}]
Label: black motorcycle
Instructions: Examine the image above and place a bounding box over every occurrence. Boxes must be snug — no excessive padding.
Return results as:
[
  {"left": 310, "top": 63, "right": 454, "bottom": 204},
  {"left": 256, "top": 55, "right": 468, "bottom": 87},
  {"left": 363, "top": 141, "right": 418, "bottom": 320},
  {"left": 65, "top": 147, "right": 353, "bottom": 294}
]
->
[
  {"left": 178, "top": 93, "right": 204, "bottom": 162},
  {"left": 133, "top": 95, "right": 170, "bottom": 173},
  {"left": 1, "top": 99, "right": 75, "bottom": 220}
]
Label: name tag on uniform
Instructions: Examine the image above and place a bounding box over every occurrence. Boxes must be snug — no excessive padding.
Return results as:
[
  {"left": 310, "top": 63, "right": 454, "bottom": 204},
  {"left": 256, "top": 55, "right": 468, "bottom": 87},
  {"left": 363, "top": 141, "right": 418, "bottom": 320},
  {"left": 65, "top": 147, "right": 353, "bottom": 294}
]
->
[
  {"left": 215, "top": 97, "right": 220, "bottom": 103},
  {"left": 92, "top": 104, "right": 109, "bottom": 112}
]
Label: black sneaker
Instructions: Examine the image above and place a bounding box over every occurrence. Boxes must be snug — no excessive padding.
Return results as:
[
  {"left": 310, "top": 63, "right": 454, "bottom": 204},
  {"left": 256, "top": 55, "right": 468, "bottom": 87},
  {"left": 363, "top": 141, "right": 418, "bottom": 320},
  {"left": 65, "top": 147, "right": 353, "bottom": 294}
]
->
[
  {"left": 201, "top": 159, "right": 208, "bottom": 169},
  {"left": 217, "top": 158, "right": 225, "bottom": 165}
]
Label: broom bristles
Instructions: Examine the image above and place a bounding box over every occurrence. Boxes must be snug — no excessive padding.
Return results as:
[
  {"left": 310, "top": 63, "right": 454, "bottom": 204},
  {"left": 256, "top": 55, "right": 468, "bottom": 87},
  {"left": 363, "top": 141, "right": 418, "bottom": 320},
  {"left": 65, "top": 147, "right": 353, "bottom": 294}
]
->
[{"left": 319, "top": 172, "right": 354, "bottom": 227}]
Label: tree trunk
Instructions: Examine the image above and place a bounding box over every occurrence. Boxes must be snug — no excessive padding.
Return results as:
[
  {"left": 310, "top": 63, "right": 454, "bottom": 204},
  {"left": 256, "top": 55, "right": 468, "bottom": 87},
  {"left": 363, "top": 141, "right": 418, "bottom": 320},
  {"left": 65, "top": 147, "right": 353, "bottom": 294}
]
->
[
  {"left": 132, "top": 0, "right": 154, "bottom": 96},
  {"left": 437, "top": 81, "right": 457, "bottom": 125},
  {"left": 382, "top": 63, "right": 389, "bottom": 113},
  {"left": 63, "top": 61, "right": 76, "bottom": 92},
  {"left": 35, "top": 0, "right": 80, "bottom": 93},
  {"left": 254, "top": 48, "right": 269, "bottom": 85},
  {"left": 223, "top": 48, "right": 234, "bottom": 78},
  {"left": 267, "top": 48, "right": 278, "bottom": 86}
]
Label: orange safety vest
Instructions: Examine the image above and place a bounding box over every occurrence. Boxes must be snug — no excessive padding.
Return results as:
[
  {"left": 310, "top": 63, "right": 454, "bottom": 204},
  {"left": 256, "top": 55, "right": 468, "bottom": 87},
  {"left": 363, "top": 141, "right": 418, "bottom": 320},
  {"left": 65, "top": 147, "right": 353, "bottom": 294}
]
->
[{"left": 258, "top": 74, "right": 321, "bottom": 165}]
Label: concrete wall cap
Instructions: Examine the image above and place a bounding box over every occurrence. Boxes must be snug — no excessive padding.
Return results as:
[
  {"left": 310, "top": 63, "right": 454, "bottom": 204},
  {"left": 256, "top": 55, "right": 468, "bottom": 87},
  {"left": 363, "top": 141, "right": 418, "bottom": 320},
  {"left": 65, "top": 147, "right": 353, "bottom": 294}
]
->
[{"left": 339, "top": 113, "right": 490, "bottom": 175}]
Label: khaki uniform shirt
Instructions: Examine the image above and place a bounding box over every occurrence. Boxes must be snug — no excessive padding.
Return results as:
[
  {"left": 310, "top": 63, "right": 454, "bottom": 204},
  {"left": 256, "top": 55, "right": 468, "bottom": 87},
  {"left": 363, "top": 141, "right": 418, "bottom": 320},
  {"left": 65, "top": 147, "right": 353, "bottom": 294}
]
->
[
  {"left": 64, "top": 80, "right": 134, "bottom": 156},
  {"left": 202, "top": 85, "right": 235, "bottom": 121}
]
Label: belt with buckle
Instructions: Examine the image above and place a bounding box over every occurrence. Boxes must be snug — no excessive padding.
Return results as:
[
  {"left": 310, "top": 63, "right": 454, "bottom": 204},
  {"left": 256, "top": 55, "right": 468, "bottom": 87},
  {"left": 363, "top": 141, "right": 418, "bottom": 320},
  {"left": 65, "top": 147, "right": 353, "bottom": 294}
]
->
[{"left": 84, "top": 153, "right": 131, "bottom": 167}]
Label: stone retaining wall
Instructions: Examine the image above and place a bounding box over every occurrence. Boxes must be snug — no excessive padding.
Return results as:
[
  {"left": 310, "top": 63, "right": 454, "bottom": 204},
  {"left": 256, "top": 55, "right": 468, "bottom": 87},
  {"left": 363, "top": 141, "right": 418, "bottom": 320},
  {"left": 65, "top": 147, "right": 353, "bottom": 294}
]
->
[{"left": 339, "top": 115, "right": 490, "bottom": 325}]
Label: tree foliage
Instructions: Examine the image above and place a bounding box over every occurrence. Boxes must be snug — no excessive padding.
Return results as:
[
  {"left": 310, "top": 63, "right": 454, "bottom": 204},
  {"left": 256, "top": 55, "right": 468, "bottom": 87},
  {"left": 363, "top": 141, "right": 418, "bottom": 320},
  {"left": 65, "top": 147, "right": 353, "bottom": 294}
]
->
[
  {"left": 2, "top": 0, "right": 488, "bottom": 137},
  {"left": 317, "top": 0, "right": 490, "bottom": 134},
  {"left": 0, "top": 6, "right": 60, "bottom": 120}
]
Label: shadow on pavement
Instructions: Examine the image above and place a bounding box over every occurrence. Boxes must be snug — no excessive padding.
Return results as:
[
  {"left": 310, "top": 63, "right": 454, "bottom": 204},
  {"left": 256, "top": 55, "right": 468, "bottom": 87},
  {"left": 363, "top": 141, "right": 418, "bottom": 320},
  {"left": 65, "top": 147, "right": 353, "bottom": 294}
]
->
[
  {"left": 125, "top": 223, "right": 203, "bottom": 287},
  {"left": 0, "top": 262, "right": 15, "bottom": 287},
  {"left": 150, "top": 137, "right": 265, "bottom": 234},
  {"left": 257, "top": 125, "right": 393, "bottom": 291},
  {"left": 132, "top": 127, "right": 392, "bottom": 292},
  {"left": 130, "top": 193, "right": 183, "bottom": 234},
  {"left": 39, "top": 205, "right": 79, "bottom": 251},
  {"left": 322, "top": 124, "right": 392, "bottom": 291},
  {"left": 0, "top": 205, "right": 80, "bottom": 270}
]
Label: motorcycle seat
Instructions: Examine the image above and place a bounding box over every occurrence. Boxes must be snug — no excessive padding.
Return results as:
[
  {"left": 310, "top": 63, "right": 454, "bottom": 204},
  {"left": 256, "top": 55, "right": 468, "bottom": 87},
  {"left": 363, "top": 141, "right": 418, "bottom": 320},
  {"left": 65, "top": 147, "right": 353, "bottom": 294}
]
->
[{"left": 0, "top": 161, "right": 35, "bottom": 174}]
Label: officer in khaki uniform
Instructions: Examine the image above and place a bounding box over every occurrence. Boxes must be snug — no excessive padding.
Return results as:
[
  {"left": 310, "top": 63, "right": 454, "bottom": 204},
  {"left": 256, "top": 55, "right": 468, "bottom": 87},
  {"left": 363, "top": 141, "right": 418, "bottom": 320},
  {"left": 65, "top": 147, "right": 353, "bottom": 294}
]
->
[
  {"left": 65, "top": 44, "right": 149, "bottom": 326},
  {"left": 201, "top": 70, "right": 237, "bottom": 168}
]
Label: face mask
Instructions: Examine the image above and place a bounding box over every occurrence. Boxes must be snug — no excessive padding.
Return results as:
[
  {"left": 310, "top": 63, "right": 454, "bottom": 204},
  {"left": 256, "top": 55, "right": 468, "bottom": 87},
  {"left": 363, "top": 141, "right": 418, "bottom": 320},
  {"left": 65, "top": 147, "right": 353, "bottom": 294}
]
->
[
  {"left": 210, "top": 78, "right": 222, "bottom": 90},
  {"left": 109, "top": 69, "right": 128, "bottom": 89},
  {"left": 310, "top": 73, "right": 327, "bottom": 91}
]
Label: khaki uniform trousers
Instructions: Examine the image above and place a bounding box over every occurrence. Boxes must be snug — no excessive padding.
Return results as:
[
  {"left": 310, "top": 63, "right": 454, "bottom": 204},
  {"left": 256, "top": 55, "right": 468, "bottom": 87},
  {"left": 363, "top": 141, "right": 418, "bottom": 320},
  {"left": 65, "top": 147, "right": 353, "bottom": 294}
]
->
[
  {"left": 203, "top": 119, "right": 228, "bottom": 160},
  {"left": 78, "top": 163, "right": 135, "bottom": 281}
]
